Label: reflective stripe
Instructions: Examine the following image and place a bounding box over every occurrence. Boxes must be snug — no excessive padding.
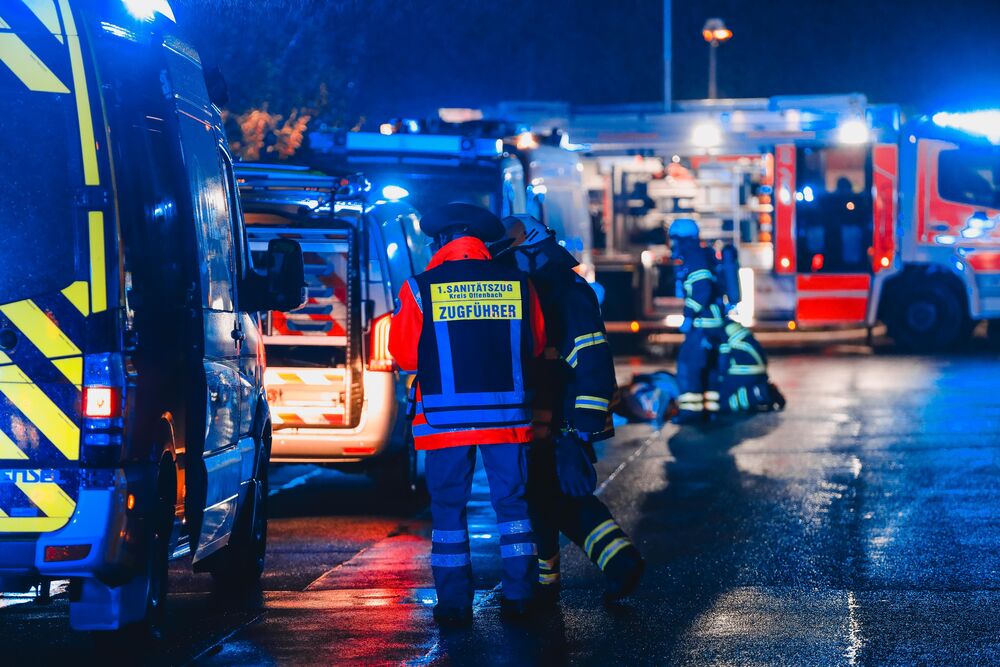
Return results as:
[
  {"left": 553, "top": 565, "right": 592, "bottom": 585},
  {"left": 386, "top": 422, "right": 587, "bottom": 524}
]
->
[
  {"left": 739, "top": 387, "right": 750, "bottom": 409},
  {"left": 584, "top": 519, "right": 617, "bottom": 559},
  {"left": 500, "top": 542, "right": 537, "bottom": 558},
  {"left": 0, "top": 365, "right": 79, "bottom": 460},
  {"left": 431, "top": 552, "right": 471, "bottom": 567},
  {"left": 575, "top": 395, "right": 610, "bottom": 412},
  {"left": 704, "top": 391, "right": 719, "bottom": 400},
  {"left": 539, "top": 572, "right": 561, "bottom": 585},
  {"left": 406, "top": 277, "right": 422, "bottom": 312},
  {"left": 564, "top": 332, "right": 608, "bottom": 368},
  {"left": 422, "top": 390, "right": 528, "bottom": 408},
  {"left": 683, "top": 269, "right": 713, "bottom": 286},
  {"left": 684, "top": 298, "right": 701, "bottom": 310},
  {"left": 538, "top": 555, "right": 560, "bottom": 571},
  {"left": 0, "top": 32, "right": 69, "bottom": 93},
  {"left": 705, "top": 400, "right": 720, "bottom": 412},
  {"left": 597, "top": 537, "right": 633, "bottom": 571},
  {"left": 0, "top": 300, "right": 82, "bottom": 384},
  {"left": 419, "top": 406, "right": 532, "bottom": 427},
  {"left": 434, "top": 321, "right": 456, "bottom": 395},
  {"left": 729, "top": 365, "right": 767, "bottom": 376},
  {"left": 432, "top": 529, "right": 468, "bottom": 544},
  {"left": 497, "top": 519, "right": 532, "bottom": 536}
]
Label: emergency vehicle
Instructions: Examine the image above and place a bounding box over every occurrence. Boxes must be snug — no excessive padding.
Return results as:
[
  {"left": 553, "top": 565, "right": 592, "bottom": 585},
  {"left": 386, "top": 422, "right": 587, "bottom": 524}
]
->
[
  {"left": 308, "top": 118, "right": 595, "bottom": 276},
  {"left": 510, "top": 98, "right": 1000, "bottom": 350},
  {"left": 236, "top": 164, "right": 431, "bottom": 494},
  {"left": 0, "top": 0, "right": 304, "bottom": 632}
]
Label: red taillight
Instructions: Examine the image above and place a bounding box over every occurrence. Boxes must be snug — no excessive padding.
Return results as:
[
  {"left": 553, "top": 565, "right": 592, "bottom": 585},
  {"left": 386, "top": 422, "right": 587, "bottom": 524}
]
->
[
  {"left": 368, "top": 313, "right": 394, "bottom": 372},
  {"left": 83, "top": 387, "right": 120, "bottom": 419},
  {"left": 44, "top": 545, "right": 91, "bottom": 562}
]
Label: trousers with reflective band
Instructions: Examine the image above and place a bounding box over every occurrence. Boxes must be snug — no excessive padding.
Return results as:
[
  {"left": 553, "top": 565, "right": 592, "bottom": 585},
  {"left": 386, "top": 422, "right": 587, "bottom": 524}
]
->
[
  {"left": 412, "top": 261, "right": 534, "bottom": 443},
  {"left": 426, "top": 443, "right": 536, "bottom": 606}
]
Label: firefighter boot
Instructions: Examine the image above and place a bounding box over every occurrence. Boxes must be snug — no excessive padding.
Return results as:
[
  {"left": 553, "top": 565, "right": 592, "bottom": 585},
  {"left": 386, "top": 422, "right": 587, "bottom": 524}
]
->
[
  {"left": 433, "top": 604, "right": 473, "bottom": 628},
  {"left": 500, "top": 596, "right": 534, "bottom": 621},
  {"left": 602, "top": 543, "right": 645, "bottom": 603},
  {"left": 534, "top": 554, "right": 561, "bottom": 611}
]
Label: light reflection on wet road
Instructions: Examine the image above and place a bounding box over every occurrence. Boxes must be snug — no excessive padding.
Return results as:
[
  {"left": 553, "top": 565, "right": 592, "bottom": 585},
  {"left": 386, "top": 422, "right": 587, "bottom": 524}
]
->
[{"left": 3, "top": 353, "right": 1000, "bottom": 665}]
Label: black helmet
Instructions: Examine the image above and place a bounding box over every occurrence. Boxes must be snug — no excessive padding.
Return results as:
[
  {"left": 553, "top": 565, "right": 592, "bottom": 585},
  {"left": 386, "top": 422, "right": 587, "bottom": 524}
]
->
[{"left": 421, "top": 203, "right": 505, "bottom": 243}]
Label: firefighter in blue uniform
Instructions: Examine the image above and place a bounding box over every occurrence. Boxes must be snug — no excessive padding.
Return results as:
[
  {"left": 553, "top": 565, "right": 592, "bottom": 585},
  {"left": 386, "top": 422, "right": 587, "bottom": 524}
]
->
[
  {"left": 669, "top": 218, "right": 727, "bottom": 423},
  {"left": 718, "top": 321, "right": 786, "bottom": 412},
  {"left": 389, "top": 203, "right": 546, "bottom": 626},
  {"left": 496, "top": 214, "right": 644, "bottom": 607}
]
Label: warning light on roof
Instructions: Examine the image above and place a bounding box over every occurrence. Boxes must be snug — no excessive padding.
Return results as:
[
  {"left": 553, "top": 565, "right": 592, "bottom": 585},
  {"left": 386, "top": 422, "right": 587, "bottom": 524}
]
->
[
  {"left": 931, "top": 110, "right": 1000, "bottom": 143},
  {"left": 381, "top": 185, "right": 409, "bottom": 201},
  {"left": 837, "top": 118, "right": 870, "bottom": 145}
]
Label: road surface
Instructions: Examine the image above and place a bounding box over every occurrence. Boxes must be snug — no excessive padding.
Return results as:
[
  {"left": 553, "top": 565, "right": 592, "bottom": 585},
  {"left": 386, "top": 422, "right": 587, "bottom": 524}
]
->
[{"left": 3, "top": 351, "right": 1000, "bottom": 665}]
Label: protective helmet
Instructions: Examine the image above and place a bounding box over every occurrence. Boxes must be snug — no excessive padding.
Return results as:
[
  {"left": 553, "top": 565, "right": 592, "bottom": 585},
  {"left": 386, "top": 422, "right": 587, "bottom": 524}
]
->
[
  {"left": 498, "top": 214, "right": 580, "bottom": 274},
  {"left": 421, "top": 202, "right": 505, "bottom": 243},
  {"left": 501, "top": 214, "right": 554, "bottom": 247},
  {"left": 668, "top": 218, "right": 700, "bottom": 240}
]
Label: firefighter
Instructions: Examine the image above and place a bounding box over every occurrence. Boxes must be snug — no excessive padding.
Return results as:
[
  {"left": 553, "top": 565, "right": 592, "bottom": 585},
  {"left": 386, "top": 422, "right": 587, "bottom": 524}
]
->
[
  {"left": 388, "top": 203, "right": 546, "bottom": 626},
  {"left": 718, "top": 321, "right": 786, "bottom": 413},
  {"left": 496, "top": 214, "right": 644, "bottom": 608},
  {"left": 669, "top": 218, "right": 726, "bottom": 423}
]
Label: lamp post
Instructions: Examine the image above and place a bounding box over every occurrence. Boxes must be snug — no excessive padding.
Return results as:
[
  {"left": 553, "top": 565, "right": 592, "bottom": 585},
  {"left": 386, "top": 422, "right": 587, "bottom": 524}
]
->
[{"left": 702, "top": 18, "right": 732, "bottom": 99}]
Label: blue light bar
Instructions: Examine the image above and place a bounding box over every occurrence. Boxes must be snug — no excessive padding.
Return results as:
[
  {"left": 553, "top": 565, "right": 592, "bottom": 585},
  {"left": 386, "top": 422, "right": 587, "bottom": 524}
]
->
[
  {"left": 932, "top": 111, "right": 1000, "bottom": 144},
  {"left": 381, "top": 185, "right": 409, "bottom": 201},
  {"left": 337, "top": 132, "right": 503, "bottom": 157}
]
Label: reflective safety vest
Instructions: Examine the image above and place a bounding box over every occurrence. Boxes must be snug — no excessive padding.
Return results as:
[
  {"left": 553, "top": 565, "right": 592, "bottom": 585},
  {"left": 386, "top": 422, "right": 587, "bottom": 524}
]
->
[
  {"left": 410, "top": 259, "right": 535, "bottom": 435},
  {"left": 721, "top": 323, "right": 767, "bottom": 376}
]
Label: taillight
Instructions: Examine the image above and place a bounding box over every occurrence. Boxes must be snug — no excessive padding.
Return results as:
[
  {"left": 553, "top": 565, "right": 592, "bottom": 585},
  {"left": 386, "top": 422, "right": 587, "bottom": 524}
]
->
[
  {"left": 44, "top": 544, "right": 91, "bottom": 562},
  {"left": 82, "top": 353, "right": 126, "bottom": 464},
  {"left": 368, "top": 313, "right": 394, "bottom": 372},
  {"left": 83, "top": 387, "right": 120, "bottom": 418}
]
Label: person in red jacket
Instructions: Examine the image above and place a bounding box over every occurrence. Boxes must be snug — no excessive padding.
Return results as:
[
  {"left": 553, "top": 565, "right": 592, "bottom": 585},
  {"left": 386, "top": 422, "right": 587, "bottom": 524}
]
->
[{"left": 389, "top": 203, "right": 545, "bottom": 626}]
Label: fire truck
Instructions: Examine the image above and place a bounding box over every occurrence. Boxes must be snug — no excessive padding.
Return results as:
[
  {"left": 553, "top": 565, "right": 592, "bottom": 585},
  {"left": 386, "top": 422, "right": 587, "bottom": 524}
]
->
[{"left": 507, "top": 98, "right": 1000, "bottom": 350}]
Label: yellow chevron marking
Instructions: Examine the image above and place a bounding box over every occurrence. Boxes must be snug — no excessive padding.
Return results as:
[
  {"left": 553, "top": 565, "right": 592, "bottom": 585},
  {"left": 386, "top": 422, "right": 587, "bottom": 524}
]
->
[
  {"left": 0, "top": 430, "right": 28, "bottom": 459},
  {"left": 0, "top": 299, "right": 81, "bottom": 357},
  {"left": 88, "top": 211, "right": 107, "bottom": 313},
  {"left": 0, "top": 351, "right": 10, "bottom": 364},
  {"left": 0, "top": 30, "right": 69, "bottom": 93},
  {"left": 0, "top": 16, "right": 9, "bottom": 28},
  {"left": 61, "top": 281, "right": 90, "bottom": 316},
  {"left": 52, "top": 357, "right": 82, "bottom": 385},
  {"left": 21, "top": 0, "right": 64, "bottom": 43},
  {"left": 0, "top": 365, "right": 79, "bottom": 460},
  {"left": 16, "top": 481, "right": 75, "bottom": 518},
  {"left": 57, "top": 0, "right": 100, "bottom": 186},
  {"left": 0, "top": 512, "right": 70, "bottom": 533}
]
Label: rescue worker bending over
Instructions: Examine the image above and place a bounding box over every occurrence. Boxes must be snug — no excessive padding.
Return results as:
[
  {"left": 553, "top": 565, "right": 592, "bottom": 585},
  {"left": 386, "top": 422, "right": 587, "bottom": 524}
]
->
[
  {"left": 389, "top": 203, "right": 546, "bottom": 626},
  {"left": 496, "top": 214, "right": 644, "bottom": 607},
  {"left": 669, "top": 218, "right": 726, "bottom": 423},
  {"left": 718, "top": 322, "right": 786, "bottom": 413}
]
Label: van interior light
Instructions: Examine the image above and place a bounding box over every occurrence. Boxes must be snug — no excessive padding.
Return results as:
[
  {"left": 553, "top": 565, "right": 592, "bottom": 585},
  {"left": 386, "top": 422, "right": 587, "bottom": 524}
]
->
[
  {"left": 931, "top": 110, "right": 1000, "bottom": 143},
  {"left": 837, "top": 118, "right": 870, "bottom": 145},
  {"left": 122, "top": 0, "right": 175, "bottom": 22},
  {"left": 381, "top": 185, "right": 409, "bottom": 201},
  {"left": 692, "top": 122, "right": 722, "bottom": 149}
]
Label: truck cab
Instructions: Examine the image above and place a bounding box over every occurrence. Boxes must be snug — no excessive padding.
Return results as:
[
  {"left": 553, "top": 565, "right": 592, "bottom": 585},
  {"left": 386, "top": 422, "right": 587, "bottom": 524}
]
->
[
  {"left": 237, "top": 164, "right": 431, "bottom": 494},
  {"left": 0, "top": 0, "right": 303, "bottom": 631}
]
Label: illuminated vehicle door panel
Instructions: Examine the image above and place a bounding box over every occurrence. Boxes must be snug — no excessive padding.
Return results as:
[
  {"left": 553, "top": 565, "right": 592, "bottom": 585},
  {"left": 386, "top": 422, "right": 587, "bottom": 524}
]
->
[
  {"left": 872, "top": 144, "right": 898, "bottom": 271},
  {"left": 796, "top": 274, "right": 871, "bottom": 325}
]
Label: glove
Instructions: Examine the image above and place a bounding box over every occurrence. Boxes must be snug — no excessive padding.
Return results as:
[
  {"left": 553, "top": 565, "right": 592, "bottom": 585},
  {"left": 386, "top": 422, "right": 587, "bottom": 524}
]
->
[{"left": 554, "top": 431, "right": 597, "bottom": 497}]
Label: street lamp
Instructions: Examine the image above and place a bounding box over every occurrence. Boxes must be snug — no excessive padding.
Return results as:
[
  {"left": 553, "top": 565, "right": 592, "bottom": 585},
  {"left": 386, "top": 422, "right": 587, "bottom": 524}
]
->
[{"left": 702, "top": 18, "right": 732, "bottom": 99}]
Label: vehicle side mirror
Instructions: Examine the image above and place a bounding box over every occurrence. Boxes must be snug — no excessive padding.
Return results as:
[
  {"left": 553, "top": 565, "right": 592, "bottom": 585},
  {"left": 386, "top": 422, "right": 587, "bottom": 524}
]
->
[{"left": 263, "top": 238, "right": 306, "bottom": 312}]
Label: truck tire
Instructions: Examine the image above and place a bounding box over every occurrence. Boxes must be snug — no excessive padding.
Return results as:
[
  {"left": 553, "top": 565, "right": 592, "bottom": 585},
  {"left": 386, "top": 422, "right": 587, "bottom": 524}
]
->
[
  {"left": 888, "top": 283, "right": 967, "bottom": 352},
  {"left": 210, "top": 430, "right": 269, "bottom": 591},
  {"left": 373, "top": 428, "right": 426, "bottom": 500}
]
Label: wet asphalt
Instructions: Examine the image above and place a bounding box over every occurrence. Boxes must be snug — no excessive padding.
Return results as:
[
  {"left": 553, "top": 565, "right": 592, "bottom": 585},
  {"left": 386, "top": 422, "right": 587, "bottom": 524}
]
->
[{"left": 3, "top": 350, "right": 1000, "bottom": 665}]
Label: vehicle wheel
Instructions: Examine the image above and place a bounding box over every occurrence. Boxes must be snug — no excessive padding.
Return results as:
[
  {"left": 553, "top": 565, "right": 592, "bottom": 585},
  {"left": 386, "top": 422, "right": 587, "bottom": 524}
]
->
[
  {"left": 210, "top": 430, "right": 269, "bottom": 590},
  {"left": 988, "top": 320, "right": 1000, "bottom": 348},
  {"left": 887, "top": 283, "right": 967, "bottom": 352},
  {"left": 373, "top": 428, "right": 426, "bottom": 500}
]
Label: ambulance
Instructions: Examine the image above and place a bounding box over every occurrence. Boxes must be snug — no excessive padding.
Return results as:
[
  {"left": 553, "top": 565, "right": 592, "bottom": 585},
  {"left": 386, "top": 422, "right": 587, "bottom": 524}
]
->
[{"left": 0, "top": 0, "right": 304, "bottom": 631}]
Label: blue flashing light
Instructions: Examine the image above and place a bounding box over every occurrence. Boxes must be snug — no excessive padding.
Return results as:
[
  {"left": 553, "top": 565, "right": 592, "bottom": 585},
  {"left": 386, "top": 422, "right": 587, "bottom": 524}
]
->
[
  {"left": 837, "top": 118, "right": 870, "bottom": 145},
  {"left": 802, "top": 185, "right": 814, "bottom": 203},
  {"left": 381, "top": 185, "right": 409, "bottom": 201},
  {"left": 122, "top": 0, "right": 176, "bottom": 22},
  {"left": 931, "top": 111, "right": 1000, "bottom": 144}
]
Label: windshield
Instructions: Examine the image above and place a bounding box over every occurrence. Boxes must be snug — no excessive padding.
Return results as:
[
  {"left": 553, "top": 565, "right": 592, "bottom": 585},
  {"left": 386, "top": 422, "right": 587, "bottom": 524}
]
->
[{"left": 0, "top": 22, "right": 85, "bottom": 303}]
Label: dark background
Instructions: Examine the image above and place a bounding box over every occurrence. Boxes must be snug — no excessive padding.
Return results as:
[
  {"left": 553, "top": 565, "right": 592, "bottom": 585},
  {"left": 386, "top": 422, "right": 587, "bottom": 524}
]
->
[{"left": 173, "top": 0, "right": 1000, "bottom": 127}]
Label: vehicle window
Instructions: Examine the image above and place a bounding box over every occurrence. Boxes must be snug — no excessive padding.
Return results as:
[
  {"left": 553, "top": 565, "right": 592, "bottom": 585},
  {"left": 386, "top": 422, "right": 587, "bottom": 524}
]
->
[
  {"left": 938, "top": 149, "right": 1000, "bottom": 209},
  {"left": 367, "top": 224, "right": 392, "bottom": 318},
  {"left": 795, "top": 146, "right": 873, "bottom": 274},
  {"left": 0, "top": 28, "right": 85, "bottom": 302},
  {"left": 219, "top": 149, "right": 250, "bottom": 280},
  {"left": 177, "top": 115, "right": 236, "bottom": 311}
]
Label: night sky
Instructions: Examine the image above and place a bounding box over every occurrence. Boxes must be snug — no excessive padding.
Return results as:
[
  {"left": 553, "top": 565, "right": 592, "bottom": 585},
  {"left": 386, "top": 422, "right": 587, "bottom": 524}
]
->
[{"left": 177, "top": 0, "right": 1000, "bottom": 125}]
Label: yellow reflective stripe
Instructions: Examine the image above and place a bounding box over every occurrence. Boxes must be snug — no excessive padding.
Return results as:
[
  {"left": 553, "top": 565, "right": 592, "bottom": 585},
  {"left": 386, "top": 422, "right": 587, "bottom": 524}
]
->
[
  {"left": 61, "top": 280, "right": 90, "bottom": 316},
  {"left": 584, "top": 519, "right": 617, "bottom": 559},
  {"left": 88, "top": 211, "right": 107, "bottom": 312},
  {"left": 0, "top": 31, "right": 70, "bottom": 93},
  {"left": 22, "top": 0, "right": 65, "bottom": 42},
  {"left": 58, "top": 0, "right": 99, "bottom": 186},
  {"left": 0, "top": 350, "right": 10, "bottom": 364},
  {"left": 539, "top": 572, "right": 561, "bottom": 584},
  {"left": 16, "top": 481, "right": 75, "bottom": 518},
  {"left": 0, "top": 365, "right": 79, "bottom": 460},
  {"left": 0, "top": 430, "right": 28, "bottom": 459},
  {"left": 573, "top": 331, "right": 605, "bottom": 345},
  {"left": 51, "top": 357, "right": 83, "bottom": 385},
  {"left": 538, "top": 555, "right": 560, "bottom": 570},
  {"left": 0, "top": 299, "right": 81, "bottom": 360},
  {"left": 576, "top": 395, "right": 610, "bottom": 412},
  {"left": 597, "top": 537, "right": 632, "bottom": 571},
  {"left": 0, "top": 514, "right": 69, "bottom": 532},
  {"left": 684, "top": 269, "right": 713, "bottom": 285}
]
